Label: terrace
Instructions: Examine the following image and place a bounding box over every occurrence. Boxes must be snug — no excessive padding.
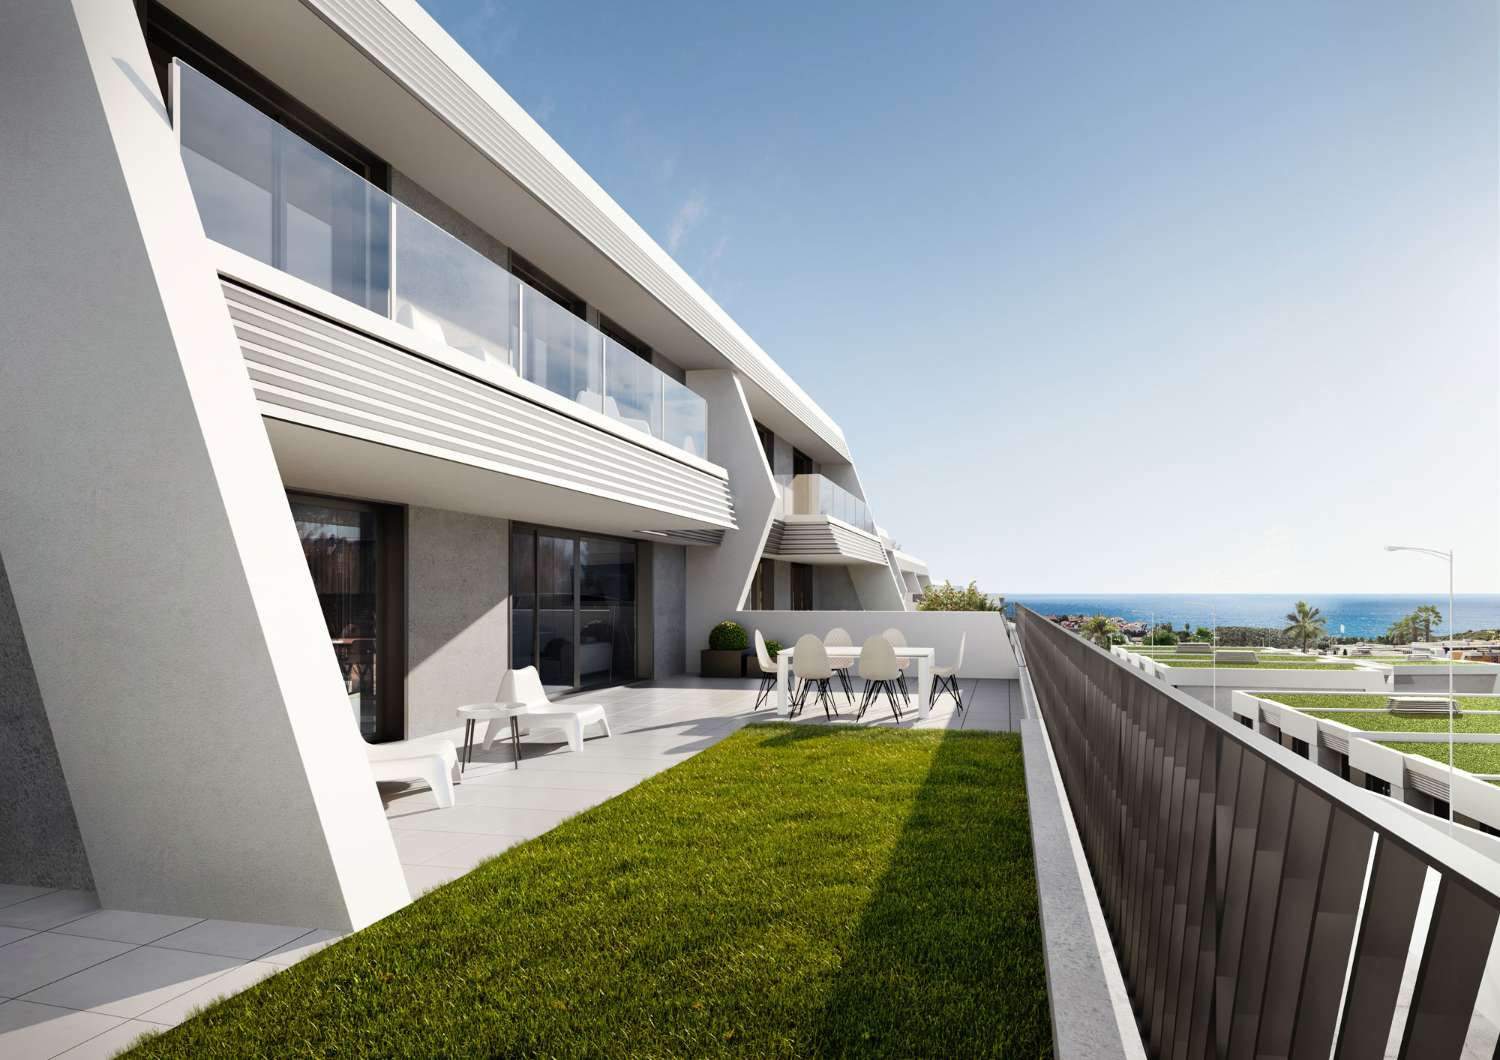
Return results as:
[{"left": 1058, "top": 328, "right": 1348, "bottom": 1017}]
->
[
  {"left": 17, "top": 610, "right": 1500, "bottom": 1057},
  {"left": 2, "top": 679, "right": 1054, "bottom": 1059}
]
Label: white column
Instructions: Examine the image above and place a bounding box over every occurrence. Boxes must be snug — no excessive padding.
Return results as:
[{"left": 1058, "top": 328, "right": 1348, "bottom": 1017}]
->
[{"left": 0, "top": 0, "right": 407, "bottom": 929}]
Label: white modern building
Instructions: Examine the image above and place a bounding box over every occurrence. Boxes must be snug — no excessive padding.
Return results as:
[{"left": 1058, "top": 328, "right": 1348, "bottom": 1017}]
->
[{"left": 0, "top": 0, "right": 937, "bottom": 931}]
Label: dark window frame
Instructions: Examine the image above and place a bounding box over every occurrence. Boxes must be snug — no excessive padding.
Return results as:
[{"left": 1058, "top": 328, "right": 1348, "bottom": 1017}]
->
[
  {"left": 138, "top": 0, "right": 388, "bottom": 189},
  {"left": 510, "top": 254, "right": 586, "bottom": 320},
  {"left": 756, "top": 423, "right": 775, "bottom": 471},
  {"left": 286, "top": 491, "right": 406, "bottom": 743},
  {"left": 509, "top": 522, "right": 639, "bottom": 690},
  {"left": 792, "top": 448, "right": 815, "bottom": 477},
  {"left": 598, "top": 314, "right": 652, "bottom": 363},
  {"left": 790, "top": 563, "right": 814, "bottom": 612}
]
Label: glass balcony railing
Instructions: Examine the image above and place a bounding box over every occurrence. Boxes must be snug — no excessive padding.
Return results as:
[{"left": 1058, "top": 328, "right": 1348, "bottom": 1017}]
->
[
  {"left": 789, "top": 474, "right": 876, "bottom": 534},
  {"left": 174, "top": 59, "right": 707, "bottom": 459}
]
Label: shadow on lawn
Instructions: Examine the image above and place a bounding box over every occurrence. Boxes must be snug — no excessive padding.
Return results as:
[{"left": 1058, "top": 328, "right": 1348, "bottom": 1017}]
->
[{"left": 797, "top": 727, "right": 1053, "bottom": 1058}]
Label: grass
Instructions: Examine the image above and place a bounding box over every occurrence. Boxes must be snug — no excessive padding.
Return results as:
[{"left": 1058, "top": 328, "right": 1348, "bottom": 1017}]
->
[
  {"left": 1153, "top": 657, "right": 1359, "bottom": 670},
  {"left": 1381, "top": 742, "right": 1500, "bottom": 775},
  {"left": 1364, "top": 658, "right": 1489, "bottom": 666},
  {"left": 1259, "top": 693, "right": 1500, "bottom": 728},
  {"left": 124, "top": 725, "right": 1050, "bottom": 1059}
]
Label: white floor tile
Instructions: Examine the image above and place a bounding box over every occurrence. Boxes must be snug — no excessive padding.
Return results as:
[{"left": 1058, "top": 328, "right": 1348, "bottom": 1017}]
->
[
  {"left": 0, "top": 892, "right": 100, "bottom": 932},
  {"left": 151, "top": 919, "right": 309, "bottom": 961},
  {"left": 402, "top": 864, "right": 466, "bottom": 897},
  {"left": 22, "top": 945, "right": 240, "bottom": 1019},
  {"left": 0, "top": 886, "right": 54, "bottom": 911},
  {"left": 0, "top": 1000, "right": 122, "bottom": 1060},
  {"left": 420, "top": 834, "right": 526, "bottom": 868},
  {"left": 0, "top": 934, "right": 134, "bottom": 999},
  {"left": 0, "top": 925, "right": 38, "bottom": 950},
  {"left": 52, "top": 911, "right": 202, "bottom": 946},
  {"left": 461, "top": 769, "right": 647, "bottom": 794},
  {"left": 454, "top": 785, "right": 606, "bottom": 812},
  {"left": 260, "top": 930, "right": 342, "bottom": 967},
  {"left": 52, "top": 1019, "right": 165, "bottom": 1059},
  {"left": 138, "top": 960, "right": 278, "bottom": 1026},
  {"left": 389, "top": 830, "right": 475, "bottom": 865},
  {"left": 388, "top": 804, "right": 570, "bottom": 837}
]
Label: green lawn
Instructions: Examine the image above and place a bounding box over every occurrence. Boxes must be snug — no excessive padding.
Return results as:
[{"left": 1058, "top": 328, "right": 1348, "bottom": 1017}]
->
[
  {"left": 1381, "top": 742, "right": 1500, "bottom": 775},
  {"left": 1367, "top": 658, "right": 1489, "bottom": 666},
  {"left": 1260, "top": 693, "right": 1500, "bottom": 730},
  {"left": 1156, "top": 657, "right": 1359, "bottom": 670},
  {"left": 125, "top": 726, "right": 1050, "bottom": 1059}
]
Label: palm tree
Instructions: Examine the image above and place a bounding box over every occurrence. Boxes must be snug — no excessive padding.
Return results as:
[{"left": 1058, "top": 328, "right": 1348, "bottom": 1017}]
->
[
  {"left": 1387, "top": 615, "right": 1417, "bottom": 645},
  {"left": 1283, "top": 601, "right": 1327, "bottom": 652},
  {"left": 1080, "top": 615, "right": 1119, "bottom": 649},
  {"left": 1414, "top": 605, "right": 1443, "bottom": 642}
]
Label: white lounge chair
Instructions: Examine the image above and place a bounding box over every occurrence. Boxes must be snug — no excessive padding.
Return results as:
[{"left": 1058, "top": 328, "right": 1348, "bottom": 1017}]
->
[
  {"left": 366, "top": 738, "right": 460, "bottom": 809},
  {"left": 484, "top": 666, "right": 612, "bottom": 753}
]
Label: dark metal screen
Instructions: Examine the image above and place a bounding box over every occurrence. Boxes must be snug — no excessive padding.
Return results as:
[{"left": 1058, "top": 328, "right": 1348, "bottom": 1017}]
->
[{"left": 1016, "top": 607, "right": 1500, "bottom": 1060}]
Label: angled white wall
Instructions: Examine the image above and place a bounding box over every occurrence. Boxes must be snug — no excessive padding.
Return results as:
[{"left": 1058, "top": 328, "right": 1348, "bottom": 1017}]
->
[
  {"left": 685, "top": 371, "right": 778, "bottom": 670},
  {"left": 0, "top": 0, "right": 407, "bottom": 929}
]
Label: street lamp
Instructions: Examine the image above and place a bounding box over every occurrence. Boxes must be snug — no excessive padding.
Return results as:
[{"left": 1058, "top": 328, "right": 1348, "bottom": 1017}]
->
[{"left": 1385, "top": 544, "right": 1455, "bottom": 836}]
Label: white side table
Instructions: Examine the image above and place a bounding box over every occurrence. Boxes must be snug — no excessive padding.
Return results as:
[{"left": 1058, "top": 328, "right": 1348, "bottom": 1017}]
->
[{"left": 457, "top": 703, "right": 529, "bottom": 771}]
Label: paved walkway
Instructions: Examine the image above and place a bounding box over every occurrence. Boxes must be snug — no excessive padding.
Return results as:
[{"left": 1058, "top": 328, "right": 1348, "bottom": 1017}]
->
[{"left": 0, "top": 677, "right": 1019, "bottom": 1058}]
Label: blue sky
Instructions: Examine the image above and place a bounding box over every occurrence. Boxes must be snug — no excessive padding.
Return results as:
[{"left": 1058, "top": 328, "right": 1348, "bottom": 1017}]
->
[{"left": 424, "top": 1, "right": 1498, "bottom": 594}]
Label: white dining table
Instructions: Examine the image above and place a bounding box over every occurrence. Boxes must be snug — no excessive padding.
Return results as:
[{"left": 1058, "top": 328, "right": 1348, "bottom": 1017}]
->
[{"left": 775, "top": 644, "right": 936, "bottom": 720}]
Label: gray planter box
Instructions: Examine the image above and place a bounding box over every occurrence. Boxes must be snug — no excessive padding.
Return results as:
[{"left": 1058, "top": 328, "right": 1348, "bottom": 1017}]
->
[{"left": 701, "top": 649, "right": 747, "bottom": 678}]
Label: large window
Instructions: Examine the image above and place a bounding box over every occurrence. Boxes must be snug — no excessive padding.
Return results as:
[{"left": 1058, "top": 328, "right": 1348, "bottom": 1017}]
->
[
  {"left": 289, "top": 495, "right": 405, "bottom": 742},
  {"left": 790, "top": 563, "right": 814, "bottom": 612},
  {"left": 511, "top": 526, "right": 637, "bottom": 691},
  {"left": 749, "top": 558, "right": 776, "bottom": 610},
  {"left": 756, "top": 423, "right": 775, "bottom": 471},
  {"left": 176, "top": 61, "right": 389, "bottom": 314}
]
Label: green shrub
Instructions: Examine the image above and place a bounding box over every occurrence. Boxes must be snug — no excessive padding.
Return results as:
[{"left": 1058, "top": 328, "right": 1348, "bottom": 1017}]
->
[
  {"left": 709, "top": 620, "right": 748, "bottom": 651},
  {"left": 765, "top": 639, "right": 784, "bottom": 657},
  {"left": 917, "top": 580, "right": 1000, "bottom": 612}
]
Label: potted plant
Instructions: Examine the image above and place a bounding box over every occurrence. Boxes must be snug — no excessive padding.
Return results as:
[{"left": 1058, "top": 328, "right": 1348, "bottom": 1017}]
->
[
  {"left": 748, "top": 639, "right": 783, "bottom": 676},
  {"left": 701, "top": 620, "right": 750, "bottom": 678}
]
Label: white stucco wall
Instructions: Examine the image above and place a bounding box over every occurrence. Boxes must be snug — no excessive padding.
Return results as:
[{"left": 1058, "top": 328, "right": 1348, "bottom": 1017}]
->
[
  {"left": 684, "top": 370, "right": 778, "bottom": 670},
  {"left": 0, "top": 0, "right": 406, "bottom": 929}
]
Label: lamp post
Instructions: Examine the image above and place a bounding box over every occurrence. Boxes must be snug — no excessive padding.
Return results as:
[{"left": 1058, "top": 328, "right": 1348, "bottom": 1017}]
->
[{"left": 1385, "top": 545, "right": 1455, "bottom": 836}]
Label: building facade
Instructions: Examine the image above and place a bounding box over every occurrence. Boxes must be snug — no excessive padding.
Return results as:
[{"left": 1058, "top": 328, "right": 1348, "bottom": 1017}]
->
[{"left": 0, "top": 0, "right": 926, "bottom": 929}]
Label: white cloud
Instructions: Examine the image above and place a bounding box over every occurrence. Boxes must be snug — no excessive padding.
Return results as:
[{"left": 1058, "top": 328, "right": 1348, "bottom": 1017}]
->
[{"left": 666, "top": 194, "right": 707, "bottom": 252}]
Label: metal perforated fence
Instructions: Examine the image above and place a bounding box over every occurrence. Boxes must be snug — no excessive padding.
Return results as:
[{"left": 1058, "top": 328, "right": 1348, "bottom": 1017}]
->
[{"left": 1016, "top": 606, "right": 1500, "bottom": 1060}]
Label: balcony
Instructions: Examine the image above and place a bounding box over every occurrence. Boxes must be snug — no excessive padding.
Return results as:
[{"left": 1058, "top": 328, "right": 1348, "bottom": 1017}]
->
[
  {"left": 788, "top": 474, "right": 875, "bottom": 533},
  {"left": 173, "top": 59, "right": 706, "bottom": 459}
]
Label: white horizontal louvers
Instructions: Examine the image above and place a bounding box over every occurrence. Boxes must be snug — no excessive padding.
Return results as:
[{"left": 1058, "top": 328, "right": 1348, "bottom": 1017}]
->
[
  {"left": 222, "top": 281, "right": 735, "bottom": 528},
  {"left": 298, "top": 0, "right": 849, "bottom": 460},
  {"left": 763, "top": 519, "right": 886, "bottom": 565},
  {"left": 1318, "top": 730, "right": 1350, "bottom": 755},
  {"left": 1406, "top": 769, "right": 1449, "bottom": 801}
]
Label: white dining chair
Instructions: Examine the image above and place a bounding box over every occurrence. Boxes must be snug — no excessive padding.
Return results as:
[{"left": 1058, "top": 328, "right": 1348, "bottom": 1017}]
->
[
  {"left": 930, "top": 633, "right": 967, "bottom": 714},
  {"left": 824, "top": 627, "right": 856, "bottom": 707},
  {"left": 857, "top": 635, "right": 904, "bottom": 722},
  {"left": 753, "top": 630, "right": 778, "bottom": 711},
  {"left": 882, "top": 627, "right": 912, "bottom": 703},
  {"left": 791, "top": 634, "right": 838, "bottom": 719}
]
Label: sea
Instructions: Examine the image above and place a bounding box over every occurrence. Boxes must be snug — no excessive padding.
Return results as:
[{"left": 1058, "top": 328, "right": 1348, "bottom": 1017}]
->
[{"left": 1007, "top": 594, "right": 1500, "bottom": 639}]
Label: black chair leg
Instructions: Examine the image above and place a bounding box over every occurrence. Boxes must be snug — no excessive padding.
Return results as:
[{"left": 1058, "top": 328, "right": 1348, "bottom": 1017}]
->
[
  {"left": 836, "top": 667, "right": 855, "bottom": 708},
  {"left": 753, "top": 672, "right": 774, "bottom": 711},
  {"left": 886, "top": 682, "right": 903, "bottom": 721}
]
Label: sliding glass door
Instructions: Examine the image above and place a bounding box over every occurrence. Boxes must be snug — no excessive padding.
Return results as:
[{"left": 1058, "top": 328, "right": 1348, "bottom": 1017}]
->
[
  {"left": 290, "top": 495, "right": 404, "bottom": 742},
  {"left": 511, "top": 526, "right": 636, "bottom": 691}
]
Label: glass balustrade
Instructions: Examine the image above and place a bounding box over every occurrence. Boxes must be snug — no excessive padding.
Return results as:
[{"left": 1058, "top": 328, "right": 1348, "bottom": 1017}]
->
[
  {"left": 790, "top": 475, "right": 876, "bottom": 533},
  {"left": 174, "top": 58, "right": 708, "bottom": 458}
]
